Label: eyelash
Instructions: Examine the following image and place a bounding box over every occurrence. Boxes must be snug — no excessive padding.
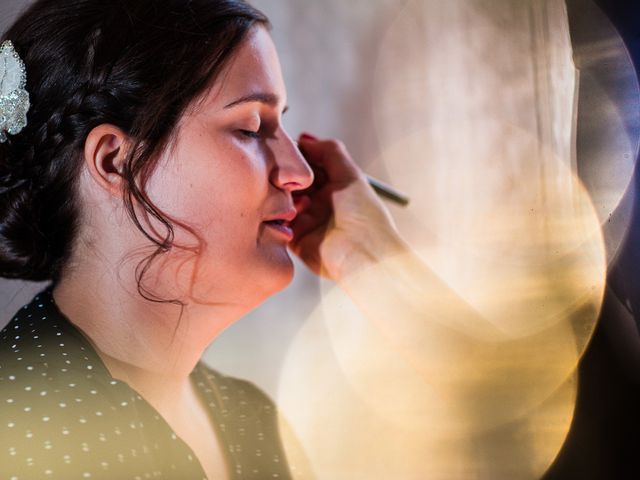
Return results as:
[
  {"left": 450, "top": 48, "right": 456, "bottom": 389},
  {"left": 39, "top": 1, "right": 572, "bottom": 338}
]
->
[{"left": 239, "top": 129, "right": 262, "bottom": 140}]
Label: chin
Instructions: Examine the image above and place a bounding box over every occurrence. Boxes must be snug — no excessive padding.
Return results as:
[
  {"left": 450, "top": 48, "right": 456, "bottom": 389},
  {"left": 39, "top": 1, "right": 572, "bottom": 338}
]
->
[
  {"left": 263, "top": 254, "right": 295, "bottom": 292},
  {"left": 234, "top": 261, "right": 294, "bottom": 314}
]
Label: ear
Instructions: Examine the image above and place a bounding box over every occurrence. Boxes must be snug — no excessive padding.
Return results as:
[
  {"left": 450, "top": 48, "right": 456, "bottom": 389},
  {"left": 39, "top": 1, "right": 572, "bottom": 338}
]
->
[{"left": 83, "top": 124, "right": 131, "bottom": 197}]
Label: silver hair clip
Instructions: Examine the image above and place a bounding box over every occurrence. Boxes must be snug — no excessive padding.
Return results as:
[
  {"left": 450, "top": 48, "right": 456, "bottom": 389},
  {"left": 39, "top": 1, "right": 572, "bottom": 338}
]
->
[{"left": 0, "top": 40, "right": 30, "bottom": 143}]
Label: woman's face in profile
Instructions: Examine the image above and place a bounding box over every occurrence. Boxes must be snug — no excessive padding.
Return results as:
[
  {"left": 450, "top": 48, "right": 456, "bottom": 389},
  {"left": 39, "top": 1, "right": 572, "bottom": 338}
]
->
[{"left": 143, "top": 25, "right": 314, "bottom": 309}]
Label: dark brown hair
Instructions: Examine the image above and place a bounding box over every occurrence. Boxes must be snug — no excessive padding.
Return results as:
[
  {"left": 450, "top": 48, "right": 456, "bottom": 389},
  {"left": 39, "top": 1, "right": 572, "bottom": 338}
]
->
[{"left": 0, "top": 0, "right": 270, "bottom": 301}]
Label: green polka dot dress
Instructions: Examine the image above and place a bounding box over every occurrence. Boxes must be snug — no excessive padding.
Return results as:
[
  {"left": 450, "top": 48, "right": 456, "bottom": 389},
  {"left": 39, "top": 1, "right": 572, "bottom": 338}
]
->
[{"left": 0, "top": 285, "right": 293, "bottom": 479}]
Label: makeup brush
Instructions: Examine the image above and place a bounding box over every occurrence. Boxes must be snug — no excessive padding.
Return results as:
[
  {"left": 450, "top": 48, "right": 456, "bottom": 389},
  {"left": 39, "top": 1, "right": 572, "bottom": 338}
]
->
[{"left": 365, "top": 175, "right": 410, "bottom": 206}]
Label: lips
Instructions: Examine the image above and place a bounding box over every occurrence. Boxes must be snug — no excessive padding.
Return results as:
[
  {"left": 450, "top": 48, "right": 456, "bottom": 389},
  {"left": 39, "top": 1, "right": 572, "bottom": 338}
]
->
[
  {"left": 263, "top": 221, "right": 294, "bottom": 241},
  {"left": 264, "top": 218, "right": 289, "bottom": 227},
  {"left": 263, "top": 208, "right": 297, "bottom": 241},
  {"left": 263, "top": 208, "right": 298, "bottom": 224}
]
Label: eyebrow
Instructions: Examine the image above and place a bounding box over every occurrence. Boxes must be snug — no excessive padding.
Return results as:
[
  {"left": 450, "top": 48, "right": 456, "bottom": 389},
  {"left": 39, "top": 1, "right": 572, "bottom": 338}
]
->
[{"left": 224, "top": 92, "right": 289, "bottom": 114}]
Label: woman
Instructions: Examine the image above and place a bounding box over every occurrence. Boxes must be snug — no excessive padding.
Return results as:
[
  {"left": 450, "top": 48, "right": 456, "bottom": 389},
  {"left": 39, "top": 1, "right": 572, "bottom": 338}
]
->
[{"left": 0, "top": 0, "right": 403, "bottom": 478}]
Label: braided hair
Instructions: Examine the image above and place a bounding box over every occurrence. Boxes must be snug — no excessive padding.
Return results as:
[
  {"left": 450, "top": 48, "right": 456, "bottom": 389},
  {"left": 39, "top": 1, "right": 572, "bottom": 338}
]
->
[{"left": 0, "top": 0, "right": 270, "bottom": 291}]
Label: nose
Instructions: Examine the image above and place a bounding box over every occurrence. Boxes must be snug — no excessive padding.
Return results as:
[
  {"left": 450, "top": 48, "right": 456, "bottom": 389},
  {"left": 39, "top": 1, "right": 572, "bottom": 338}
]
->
[{"left": 270, "top": 131, "right": 314, "bottom": 192}]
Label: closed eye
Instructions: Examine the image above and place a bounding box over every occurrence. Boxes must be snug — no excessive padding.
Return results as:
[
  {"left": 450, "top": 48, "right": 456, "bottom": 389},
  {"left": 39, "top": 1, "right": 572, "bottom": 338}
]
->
[{"left": 238, "top": 129, "right": 262, "bottom": 140}]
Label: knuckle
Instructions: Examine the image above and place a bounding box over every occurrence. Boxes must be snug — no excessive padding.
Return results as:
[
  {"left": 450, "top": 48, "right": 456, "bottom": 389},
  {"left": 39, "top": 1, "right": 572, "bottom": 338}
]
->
[{"left": 325, "top": 139, "right": 347, "bottom": 156}]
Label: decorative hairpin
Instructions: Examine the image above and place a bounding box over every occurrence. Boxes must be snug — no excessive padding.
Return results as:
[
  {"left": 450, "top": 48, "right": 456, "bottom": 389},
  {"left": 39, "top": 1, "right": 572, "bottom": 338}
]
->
[{"left": 0, "top": 40, "right": 30, "bottom": 143}]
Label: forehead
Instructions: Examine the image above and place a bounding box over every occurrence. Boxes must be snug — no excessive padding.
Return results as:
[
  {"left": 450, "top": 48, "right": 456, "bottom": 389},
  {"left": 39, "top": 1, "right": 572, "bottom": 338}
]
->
[{"left": 201, "top": 26, "right": 286, "bottom": 111}]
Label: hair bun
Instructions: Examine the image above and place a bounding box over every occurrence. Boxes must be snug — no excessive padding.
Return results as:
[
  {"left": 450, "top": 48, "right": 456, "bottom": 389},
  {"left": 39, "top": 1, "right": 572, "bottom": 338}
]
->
[{"left": 0, "top": 173, "right": 76, "bottom": 282}]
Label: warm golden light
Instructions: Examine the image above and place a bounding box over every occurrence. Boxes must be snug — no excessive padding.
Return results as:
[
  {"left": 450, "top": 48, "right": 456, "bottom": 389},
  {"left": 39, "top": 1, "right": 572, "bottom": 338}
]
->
[{"left": 276, "top": 0, "right": 609, "bottom": 478}]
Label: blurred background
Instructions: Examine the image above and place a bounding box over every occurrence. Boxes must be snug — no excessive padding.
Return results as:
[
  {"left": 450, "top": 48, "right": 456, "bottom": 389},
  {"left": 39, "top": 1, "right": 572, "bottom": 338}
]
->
[{"left": 2, "top": 0, "right": 640, "bottom": 478}]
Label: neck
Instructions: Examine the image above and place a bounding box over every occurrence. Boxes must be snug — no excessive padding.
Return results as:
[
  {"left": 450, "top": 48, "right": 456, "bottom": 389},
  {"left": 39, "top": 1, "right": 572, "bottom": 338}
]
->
[{"left": 51, "top": 259, "right": 240, "bottom": 411}]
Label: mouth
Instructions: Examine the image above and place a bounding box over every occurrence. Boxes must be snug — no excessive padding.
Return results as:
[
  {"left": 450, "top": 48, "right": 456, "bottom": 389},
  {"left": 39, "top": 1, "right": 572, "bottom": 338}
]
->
[
  {"left": 263, "top": 219, "right": 294, "bottom": 241},
  {"left": 262, "top": 207, "right": 297, "bottom": 242}
]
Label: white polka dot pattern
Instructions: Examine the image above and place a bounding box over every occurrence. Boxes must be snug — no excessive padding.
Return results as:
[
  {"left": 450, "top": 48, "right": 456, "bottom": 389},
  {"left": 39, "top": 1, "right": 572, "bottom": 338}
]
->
[{"left": 0, "top": 286, "right": 293, "bottom": 479}]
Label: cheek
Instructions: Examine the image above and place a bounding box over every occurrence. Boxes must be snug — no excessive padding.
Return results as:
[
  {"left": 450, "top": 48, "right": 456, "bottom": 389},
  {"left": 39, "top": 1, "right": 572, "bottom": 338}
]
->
[
  {"left": 147, "top": 146, "right": 266, "bottom": 228},
  {"left": 146, "top": 186, "right": 251, "bottom": 254},
  {"left": 142, "top": 127, "right": 274, "bottom": 272}
]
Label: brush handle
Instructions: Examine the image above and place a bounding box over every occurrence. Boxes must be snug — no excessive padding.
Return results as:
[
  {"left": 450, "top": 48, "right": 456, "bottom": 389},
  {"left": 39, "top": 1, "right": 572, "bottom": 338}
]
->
[{"left": 366, "top": 175, "right": 410, "bottom": 206}]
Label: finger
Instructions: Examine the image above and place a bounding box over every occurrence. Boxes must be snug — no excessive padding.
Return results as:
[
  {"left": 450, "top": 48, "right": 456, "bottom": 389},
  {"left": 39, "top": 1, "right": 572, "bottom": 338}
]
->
[
  {"left": 297, "top": 134, "right": 363, "bottom": 184},
  {"left": 308, "top": 163, "right": 329, "bottom": 189},
  {"left": 306, "top": 184, "right": 334, "bottom": 207},
  {"left": 294, "top": 186, "right": 334, "bottom": 217},
  {"left": 289, "top": 222, "right": 327, "bottom": 264},
  {"left": 294, "top": 206, "right": 334, "bottom": 238},
  {"left": 293, "top": 192, "right": 333, "bottom": 228},
  {"left": 291, "top": 211, "right": 330, "bottom": 242},
  {"left": 293, "top": 194, "right": 312, "bottom": 214}
]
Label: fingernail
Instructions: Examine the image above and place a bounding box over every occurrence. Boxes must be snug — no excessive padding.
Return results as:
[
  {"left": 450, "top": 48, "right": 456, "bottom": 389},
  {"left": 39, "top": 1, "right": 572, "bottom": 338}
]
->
[{"left": 300, "top": 133, "right": 318, "bottom": 141}]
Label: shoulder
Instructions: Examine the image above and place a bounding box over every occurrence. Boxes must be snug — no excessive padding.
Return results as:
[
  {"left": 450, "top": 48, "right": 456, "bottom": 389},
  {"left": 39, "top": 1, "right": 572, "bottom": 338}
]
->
[
  {"left": 193, "top": 362, "right": 278, "bottom": 418},
  {"left": 0, "top": 285, "right": 112, "bottom": 398},
  {"left": 191, "top": 364, "right": 282, "bottom": 445},
  {"left": 193, "top": 363, "right": 317, "bottom": 479},
  {"left": 0, "top": 287, "right": 163, "bottom": 478}
]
